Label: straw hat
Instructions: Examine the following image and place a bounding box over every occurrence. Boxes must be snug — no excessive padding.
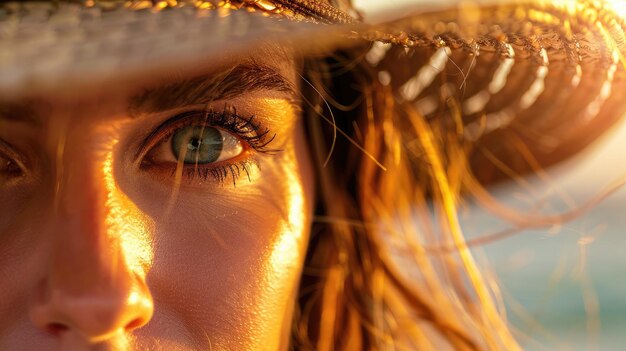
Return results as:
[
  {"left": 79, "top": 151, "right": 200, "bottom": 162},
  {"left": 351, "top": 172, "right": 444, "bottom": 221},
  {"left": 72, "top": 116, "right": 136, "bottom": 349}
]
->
[{"left": 1, "top": 0, "right": 625, "bottom": 182}]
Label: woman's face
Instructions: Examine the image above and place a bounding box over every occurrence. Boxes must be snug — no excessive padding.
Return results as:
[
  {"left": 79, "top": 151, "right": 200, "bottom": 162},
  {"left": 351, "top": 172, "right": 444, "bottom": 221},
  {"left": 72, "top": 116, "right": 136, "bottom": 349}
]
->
[{"left": 0, "top": 50, "right": 315, "bottom": 350}]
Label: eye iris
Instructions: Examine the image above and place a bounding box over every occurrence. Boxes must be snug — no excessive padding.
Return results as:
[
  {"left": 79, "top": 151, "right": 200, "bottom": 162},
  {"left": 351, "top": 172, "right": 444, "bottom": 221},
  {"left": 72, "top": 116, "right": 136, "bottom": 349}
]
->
[{"left": 171, "top": 126, "right": 223, "bottom": 164}]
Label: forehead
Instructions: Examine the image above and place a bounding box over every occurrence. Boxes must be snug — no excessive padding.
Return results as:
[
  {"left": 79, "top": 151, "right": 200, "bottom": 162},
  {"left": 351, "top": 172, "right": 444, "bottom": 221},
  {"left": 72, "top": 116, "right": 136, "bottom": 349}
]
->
[{"left": 0, "top": 45, "right": 298, "bottom": 124}]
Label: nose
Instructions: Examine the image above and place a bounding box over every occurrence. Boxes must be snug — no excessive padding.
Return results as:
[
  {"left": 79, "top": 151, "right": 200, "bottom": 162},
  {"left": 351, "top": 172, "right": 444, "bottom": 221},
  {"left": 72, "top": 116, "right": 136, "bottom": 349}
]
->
[
  {"left": 29, "top": 148, "right": 154, "bottom": 343},
  {"left": 30, "top": 267, "right": 153, "bottom": 342}
]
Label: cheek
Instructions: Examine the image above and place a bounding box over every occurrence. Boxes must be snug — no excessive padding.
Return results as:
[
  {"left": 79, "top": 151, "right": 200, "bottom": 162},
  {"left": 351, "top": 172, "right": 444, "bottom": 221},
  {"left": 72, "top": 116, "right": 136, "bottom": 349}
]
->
[{"left": 123, "top": 125, "right": 314, "bottom": 349}]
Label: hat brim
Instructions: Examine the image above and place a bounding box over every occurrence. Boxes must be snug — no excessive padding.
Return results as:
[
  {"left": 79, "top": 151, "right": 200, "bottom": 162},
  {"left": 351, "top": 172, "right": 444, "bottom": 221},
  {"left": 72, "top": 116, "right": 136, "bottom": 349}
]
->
[{"left": 0, "top": 5, "right": 362, "bottom": 99}]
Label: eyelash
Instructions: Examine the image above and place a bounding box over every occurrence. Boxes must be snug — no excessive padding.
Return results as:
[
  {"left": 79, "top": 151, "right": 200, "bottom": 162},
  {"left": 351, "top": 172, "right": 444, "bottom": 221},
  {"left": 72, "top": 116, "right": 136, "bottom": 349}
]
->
[{"left": 139, "top": 106, "right": 278, "bottom": 186}]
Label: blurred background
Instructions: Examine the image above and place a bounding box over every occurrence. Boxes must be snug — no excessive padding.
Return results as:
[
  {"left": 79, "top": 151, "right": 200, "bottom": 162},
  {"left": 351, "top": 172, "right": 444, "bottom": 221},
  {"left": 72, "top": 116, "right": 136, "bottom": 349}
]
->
[{"left": 353, "top": 1, "right": 626, "bottom": 349}]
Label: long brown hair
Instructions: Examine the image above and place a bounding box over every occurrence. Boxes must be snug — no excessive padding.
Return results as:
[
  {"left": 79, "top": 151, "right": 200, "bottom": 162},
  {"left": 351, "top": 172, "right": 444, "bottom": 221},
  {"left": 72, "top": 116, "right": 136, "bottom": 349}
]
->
[
  {"left": 291, "top": 0, "right": 626, "bottom": 348},
  {"left": 292, "top": 51, "right": 517, "bottom": 350}
]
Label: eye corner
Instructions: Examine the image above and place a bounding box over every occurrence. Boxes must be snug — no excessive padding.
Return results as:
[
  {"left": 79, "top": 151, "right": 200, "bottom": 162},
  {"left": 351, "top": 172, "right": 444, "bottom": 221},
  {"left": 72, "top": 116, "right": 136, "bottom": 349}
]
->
[
  {"left": 0, "top": 158, "right": 28, "bottom": 187},
  {"left": 0, "top": 140, "right": 30, "bottom": 183}
]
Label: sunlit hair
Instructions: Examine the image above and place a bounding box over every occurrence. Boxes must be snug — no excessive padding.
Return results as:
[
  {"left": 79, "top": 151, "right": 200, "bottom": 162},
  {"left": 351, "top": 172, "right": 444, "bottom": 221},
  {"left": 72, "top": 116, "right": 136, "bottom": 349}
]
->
[
  {"left": 289, "top": 0, "right": 626, "bottom": 346},
  {"left": 293, "top": 50, "right": 521, "bottom": 350}
]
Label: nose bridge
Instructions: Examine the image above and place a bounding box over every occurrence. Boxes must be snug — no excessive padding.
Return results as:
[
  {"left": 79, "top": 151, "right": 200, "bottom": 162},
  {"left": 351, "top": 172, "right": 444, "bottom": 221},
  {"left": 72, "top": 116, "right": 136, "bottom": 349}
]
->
[
  {"left": 54, "top": 144, "right": 128, "bottom": 289},
  {"left": 52, "top": 125, "right": 153, "bottom": 283}
]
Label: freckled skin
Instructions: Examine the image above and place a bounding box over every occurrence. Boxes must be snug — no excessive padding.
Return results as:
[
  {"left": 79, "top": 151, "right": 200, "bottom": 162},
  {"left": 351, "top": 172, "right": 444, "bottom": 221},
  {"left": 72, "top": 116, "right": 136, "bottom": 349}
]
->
[{"left": 0, "top": 55, "right": 315, "bottom": 350}]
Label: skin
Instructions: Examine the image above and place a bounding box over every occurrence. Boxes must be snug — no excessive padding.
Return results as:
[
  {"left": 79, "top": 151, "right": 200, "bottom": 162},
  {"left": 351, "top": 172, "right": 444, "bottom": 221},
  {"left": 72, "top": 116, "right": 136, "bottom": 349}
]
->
[{"left": 0, "top": 51, "right": 314, "bottom": 350}]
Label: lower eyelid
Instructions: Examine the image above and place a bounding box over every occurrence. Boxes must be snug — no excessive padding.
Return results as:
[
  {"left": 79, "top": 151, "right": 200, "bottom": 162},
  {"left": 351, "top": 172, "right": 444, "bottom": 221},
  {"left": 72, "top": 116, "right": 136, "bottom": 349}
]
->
[{"left": 140, "top": 156, "right": 258, "bottom": 186}]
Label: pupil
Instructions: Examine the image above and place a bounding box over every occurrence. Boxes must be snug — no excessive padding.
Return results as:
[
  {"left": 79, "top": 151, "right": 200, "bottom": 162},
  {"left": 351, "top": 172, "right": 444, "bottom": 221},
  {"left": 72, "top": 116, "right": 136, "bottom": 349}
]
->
[{"left": 189, "top": 138, "right": 201, "bottom": 150}]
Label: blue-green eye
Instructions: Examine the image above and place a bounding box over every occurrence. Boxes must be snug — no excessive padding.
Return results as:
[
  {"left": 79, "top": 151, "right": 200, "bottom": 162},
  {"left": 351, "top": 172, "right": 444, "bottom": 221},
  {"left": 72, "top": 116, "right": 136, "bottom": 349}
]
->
[{"left": 170, "top": 125, "right": 243, "bottom": 164}]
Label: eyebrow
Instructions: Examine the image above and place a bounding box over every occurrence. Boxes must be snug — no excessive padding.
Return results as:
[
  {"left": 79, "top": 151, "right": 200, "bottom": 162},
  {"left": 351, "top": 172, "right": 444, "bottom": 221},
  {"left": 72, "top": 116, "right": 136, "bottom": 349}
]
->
[
  {"left": 0, "top": 101, "right": 42, "bottom": 127},
  {"left": 128, "top": 63, "right": 297, "bottom": 117}
]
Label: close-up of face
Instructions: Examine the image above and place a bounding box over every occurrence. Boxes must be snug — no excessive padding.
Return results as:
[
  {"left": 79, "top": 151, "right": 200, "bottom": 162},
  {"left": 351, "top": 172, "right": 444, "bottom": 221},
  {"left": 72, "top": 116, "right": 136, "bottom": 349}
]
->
[{"left": 0, "top": 48, "right": 315, "bottom": 350}]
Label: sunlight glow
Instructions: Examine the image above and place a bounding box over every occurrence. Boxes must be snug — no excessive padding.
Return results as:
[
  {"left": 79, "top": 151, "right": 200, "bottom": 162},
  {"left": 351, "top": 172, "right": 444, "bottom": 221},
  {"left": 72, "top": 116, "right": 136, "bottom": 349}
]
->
[
  {"left": 262, "top": 139, "right": 308, "bottom": 351},
  {"left": 608, "top": 0, "right": 626, "bottom": 16},
  {"left": 102, "top": 151, "right": 154, "bottom": 277},
  {"left": 267, "top": 155, "right": 305, "bottom": 278}
]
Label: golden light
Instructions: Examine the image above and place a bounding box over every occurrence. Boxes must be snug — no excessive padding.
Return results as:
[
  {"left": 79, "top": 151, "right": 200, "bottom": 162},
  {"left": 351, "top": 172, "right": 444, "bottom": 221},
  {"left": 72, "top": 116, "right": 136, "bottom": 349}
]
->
[
  {"left": 266, "top": 107, "right": 307, "bottom": 277},
  {"left": 608, "top": 0, "right": 626, "bottom": 16},
  {"left": 267, "top": 165, "right": 306, "bottom": 272},
  {"left": 102, "top": 150, "right": 154, "bottom": 277},
  {"left": 259, "top": 102, "right": 309, "bottom": 350}
]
